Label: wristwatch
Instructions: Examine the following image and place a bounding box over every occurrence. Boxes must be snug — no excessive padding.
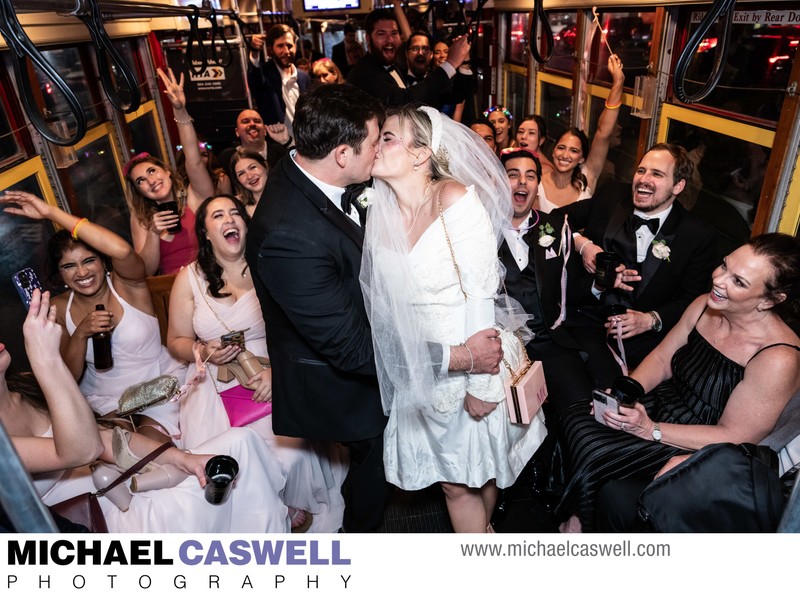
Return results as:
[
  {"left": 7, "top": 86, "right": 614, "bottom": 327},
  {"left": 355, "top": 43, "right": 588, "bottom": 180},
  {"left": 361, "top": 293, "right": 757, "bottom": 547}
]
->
[
  {"left": 649, "top": 311, "right": 663, "bottom": 332},
  {"left": 652, "top": 423, "right": 662, "bottom": 443}
]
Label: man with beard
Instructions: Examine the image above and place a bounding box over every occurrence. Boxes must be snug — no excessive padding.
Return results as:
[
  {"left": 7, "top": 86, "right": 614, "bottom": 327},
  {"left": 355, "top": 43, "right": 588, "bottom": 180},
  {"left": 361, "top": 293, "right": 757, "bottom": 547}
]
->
[
  {"left": 569, "top": 143, "right": 717, "bottom": 368},
  {"left": 347, "top": 8, "right": 470, "bottom": 107},
  {"left": 404, "top": 31, "right": 432, "bottom": 86},
  {"left": 218, "top": 109, "right": 293, "bottom": 180},
  {"left": 248, "top": 24, "right": 311, "bottom": 134}
]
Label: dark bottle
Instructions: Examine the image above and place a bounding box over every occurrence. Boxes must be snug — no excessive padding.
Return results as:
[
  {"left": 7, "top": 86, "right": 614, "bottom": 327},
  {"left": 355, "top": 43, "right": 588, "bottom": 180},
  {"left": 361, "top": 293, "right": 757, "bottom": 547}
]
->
[{"left": 92, "top": 304, "right": 114, "bottom": 370}]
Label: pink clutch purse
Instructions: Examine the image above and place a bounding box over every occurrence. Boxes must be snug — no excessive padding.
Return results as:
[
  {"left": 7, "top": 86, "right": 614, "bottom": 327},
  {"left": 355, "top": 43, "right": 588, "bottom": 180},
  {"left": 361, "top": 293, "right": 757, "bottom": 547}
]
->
[
  {"left": 219, "top": 384, "right": 272, "bottom": 427},
  {"left": 504, "top": 359, "right": 548, "bottom": 425}
]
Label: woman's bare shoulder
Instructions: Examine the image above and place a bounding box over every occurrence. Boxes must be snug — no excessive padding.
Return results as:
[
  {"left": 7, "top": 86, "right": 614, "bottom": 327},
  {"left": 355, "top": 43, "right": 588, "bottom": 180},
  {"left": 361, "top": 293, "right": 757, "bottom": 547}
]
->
[{"left": 437, "top": 180, "right": 468, "bottom": 210}]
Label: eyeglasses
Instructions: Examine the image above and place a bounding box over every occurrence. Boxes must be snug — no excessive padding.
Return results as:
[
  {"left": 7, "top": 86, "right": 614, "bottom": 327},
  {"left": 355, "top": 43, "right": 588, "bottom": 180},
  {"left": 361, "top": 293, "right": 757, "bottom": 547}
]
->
[{"left": 408, "top": 45, "right": 431, "bottom": 54}]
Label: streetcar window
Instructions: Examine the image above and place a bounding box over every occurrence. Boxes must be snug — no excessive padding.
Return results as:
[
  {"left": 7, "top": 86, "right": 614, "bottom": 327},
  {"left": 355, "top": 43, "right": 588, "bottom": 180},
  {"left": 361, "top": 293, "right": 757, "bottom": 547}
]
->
[
  {"left": 33, "top": 47, "right": 103, "bottom": 136},
  {"left": 546, "top": 12, "right": 579, "bottom": 75},
  {"left": 589, "top": 11, "right": 656, "bottom": 89},
  {"left": 0, "top": 101, "right": 23, "bottom": 170},
  {"left": 129, "top": 109, "right": 166, "bottom": 162},
  {"left": 66, "top": 131, "right": 131, "bottom": 244},
  {"left": 674, "top": 7, "right": 800, "bottom": 123},
  {"left": 507, "top": 13, "right": 530, "bottom": 65}
]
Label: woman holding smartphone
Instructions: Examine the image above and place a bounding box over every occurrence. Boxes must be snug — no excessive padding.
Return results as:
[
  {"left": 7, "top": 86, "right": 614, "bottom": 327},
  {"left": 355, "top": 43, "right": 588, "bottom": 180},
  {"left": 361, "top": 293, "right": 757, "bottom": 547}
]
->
[
  {"left": 0, "top": 190, "right": 183, "bottom": 441},
  {"left": 1, "top": 289, "right": 291, "bottom": 533},
  {"left": 124, "top": 68, "right": 217, "bottom": 276},
  {"left": 167, "top": 194, "right": 346, "bottom": 533}
]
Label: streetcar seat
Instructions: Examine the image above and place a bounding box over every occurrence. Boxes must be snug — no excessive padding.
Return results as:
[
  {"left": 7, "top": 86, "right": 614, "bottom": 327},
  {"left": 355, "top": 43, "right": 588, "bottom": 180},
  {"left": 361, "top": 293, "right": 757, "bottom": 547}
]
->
[{"left": 146, "top": 273, "right": 176, "bottom": 345}]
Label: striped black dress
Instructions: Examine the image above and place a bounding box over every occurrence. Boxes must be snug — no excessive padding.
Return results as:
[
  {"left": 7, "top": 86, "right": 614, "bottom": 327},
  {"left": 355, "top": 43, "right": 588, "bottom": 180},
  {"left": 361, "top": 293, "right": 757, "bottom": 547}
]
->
[{"left": 556, "top": 328, "right": 744, "bottom": 532}]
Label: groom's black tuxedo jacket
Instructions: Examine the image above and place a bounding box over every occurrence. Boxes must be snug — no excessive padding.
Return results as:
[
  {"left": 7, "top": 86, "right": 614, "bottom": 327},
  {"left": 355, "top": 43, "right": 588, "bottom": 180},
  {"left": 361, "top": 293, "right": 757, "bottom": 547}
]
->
[{"left": 245, "top": 156, "right": 386, "bottom": 442}]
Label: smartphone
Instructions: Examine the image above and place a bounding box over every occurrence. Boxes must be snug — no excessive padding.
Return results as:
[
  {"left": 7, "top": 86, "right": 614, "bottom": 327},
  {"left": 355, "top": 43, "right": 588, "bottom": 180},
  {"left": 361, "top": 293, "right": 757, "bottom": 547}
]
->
[
  {"left": 12, "top": 268, "right": 43, "bottom": 310},
  {"left": 220, "top": 330, "right": 246, "bottom": 349},
  {"left": 593, "top": 389, "right": 620, "bottom": 426}
]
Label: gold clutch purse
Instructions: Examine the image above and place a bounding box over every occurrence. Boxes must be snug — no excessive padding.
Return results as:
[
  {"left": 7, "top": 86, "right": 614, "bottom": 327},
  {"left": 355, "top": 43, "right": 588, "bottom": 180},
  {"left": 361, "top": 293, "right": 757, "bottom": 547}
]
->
[{"left": 117, "top": 375, "right": 179, "bottom": 416}]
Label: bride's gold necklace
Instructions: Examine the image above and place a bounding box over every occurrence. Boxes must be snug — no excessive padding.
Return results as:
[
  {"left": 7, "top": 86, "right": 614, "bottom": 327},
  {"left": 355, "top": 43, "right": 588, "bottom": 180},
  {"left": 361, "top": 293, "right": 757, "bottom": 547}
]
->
[{"left": 406, "top": 178, "right": 435, "bottom": 234}]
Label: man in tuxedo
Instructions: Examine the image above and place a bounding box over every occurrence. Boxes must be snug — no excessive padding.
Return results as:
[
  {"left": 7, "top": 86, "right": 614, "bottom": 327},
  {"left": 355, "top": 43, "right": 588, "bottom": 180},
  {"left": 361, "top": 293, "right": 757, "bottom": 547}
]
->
[
  {"left": 246, "top": 84, "right": 503, "bottom": 532},
  {"left": 217, "top": 109, "right": 293, "bottom": 181},
  {"left": 499, "top": 150, "right": 625, "bottom": 415},
  {"left": 247, "top": 24, "right": 311, "bottom": 133},
  {"left": 346, "top": 8, "right": 470, "bottom": 107},
  {"left": 572, "top": 143, "right": 717, "bottom": 368}
]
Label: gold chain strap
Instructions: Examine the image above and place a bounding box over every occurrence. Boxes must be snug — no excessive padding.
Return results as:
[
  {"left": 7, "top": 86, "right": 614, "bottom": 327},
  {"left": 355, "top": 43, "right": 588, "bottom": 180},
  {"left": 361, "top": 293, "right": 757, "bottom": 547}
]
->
[
  {"left": 436, "top": 182, "right": 467, "bottom": 303},
  {"left": 437, "top": 194, "right": 532, "bottom": 378},
  {"left": 189, "top": 263, "right": 238, "bottom": 334}
]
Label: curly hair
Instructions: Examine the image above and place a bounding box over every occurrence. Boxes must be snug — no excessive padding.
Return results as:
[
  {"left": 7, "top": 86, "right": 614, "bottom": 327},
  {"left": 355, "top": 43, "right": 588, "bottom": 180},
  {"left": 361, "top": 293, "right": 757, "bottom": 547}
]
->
[{"left": 194, "top": 194, "right": 251, "bottom": 299}]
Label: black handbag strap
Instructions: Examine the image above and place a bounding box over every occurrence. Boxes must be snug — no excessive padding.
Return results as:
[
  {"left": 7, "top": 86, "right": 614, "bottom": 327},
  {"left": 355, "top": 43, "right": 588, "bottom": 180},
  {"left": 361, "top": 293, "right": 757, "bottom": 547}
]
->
[{"left": 94, "top": 441, "right": 176, "bottom": 497}]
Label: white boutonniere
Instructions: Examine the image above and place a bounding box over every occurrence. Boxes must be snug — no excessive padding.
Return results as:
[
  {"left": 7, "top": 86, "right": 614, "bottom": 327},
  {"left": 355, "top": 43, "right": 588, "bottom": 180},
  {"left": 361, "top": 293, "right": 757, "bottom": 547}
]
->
[
  {"left": 651, "top": 239, "right": 671, "bottom": 262},
  {"left": 538, "top": 223, "right": 556, "bottom": 248},
  {"left": 357, "top": 187, "right": 375, "bottom": 209}
]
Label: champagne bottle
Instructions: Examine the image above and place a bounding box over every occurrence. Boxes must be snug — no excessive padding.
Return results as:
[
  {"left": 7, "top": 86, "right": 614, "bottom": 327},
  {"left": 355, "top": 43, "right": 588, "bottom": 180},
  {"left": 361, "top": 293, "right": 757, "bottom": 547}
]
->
[{"left": 92, "top": 304, "right": 114, "bottom": 370}]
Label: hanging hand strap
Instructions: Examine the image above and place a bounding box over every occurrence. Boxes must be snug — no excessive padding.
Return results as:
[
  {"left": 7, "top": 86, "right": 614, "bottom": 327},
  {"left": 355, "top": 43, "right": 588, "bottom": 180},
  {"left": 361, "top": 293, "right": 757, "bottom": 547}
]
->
[{"left": 0, "top": 0, "right": 87, "bottom": 146}]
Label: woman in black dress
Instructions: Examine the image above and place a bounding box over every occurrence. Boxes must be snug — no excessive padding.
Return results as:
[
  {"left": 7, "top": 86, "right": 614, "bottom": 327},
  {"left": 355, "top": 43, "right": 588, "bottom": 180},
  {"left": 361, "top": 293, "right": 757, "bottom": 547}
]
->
[{"left": 557, "top": 233, "right": 800, "bottom": 532}]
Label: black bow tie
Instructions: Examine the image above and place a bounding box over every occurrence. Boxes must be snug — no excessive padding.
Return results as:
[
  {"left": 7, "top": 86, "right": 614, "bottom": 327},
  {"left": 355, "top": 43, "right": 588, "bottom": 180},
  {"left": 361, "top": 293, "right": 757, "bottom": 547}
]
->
[
  {"left": 341, "top": 182, "right": 370, "bottom": 215},
  {"left": 630, "top": 214, "right": 659, "bottom": 235}
]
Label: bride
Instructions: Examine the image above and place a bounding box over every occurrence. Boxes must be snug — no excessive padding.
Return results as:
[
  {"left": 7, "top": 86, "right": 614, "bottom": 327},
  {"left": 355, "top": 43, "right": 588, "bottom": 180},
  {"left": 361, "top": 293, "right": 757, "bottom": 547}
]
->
[{"left": 361, "top": 105, "right": 547, "bottom": 532}]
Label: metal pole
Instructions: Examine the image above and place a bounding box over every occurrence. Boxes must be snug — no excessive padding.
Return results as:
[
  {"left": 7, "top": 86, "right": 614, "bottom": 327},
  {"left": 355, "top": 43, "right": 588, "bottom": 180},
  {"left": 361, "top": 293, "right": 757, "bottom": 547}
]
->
[{"left": 0, "top": 421, "right": 57, "bottom": 532}]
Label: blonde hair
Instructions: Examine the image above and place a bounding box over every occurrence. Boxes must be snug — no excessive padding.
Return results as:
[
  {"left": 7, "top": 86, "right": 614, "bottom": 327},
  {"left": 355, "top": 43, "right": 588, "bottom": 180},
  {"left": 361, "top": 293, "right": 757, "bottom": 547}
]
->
[
  {"left": 311, "top": 58, "right": 344, "bottom": 84},
  {"left": 388, "top": 105, "right": 453, "bottom": 181}
]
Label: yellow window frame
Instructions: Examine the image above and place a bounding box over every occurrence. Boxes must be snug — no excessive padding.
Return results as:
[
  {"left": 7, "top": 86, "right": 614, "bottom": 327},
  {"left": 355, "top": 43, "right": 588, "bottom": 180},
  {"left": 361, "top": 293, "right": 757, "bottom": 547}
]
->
[
  {"left": 0, "top": 155, "right": 59, "bottom": 218},
  {"left": 124, "top": 99, "right": 170, "bottom": 163}
]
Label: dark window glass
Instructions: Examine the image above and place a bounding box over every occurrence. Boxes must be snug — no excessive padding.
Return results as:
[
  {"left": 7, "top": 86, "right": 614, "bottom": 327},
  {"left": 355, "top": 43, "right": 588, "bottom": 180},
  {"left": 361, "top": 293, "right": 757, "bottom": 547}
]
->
[
  {"left": 589, "top": 10, "right": 656, "bottom": 88},
  {"left": 545, "top": 12, "right": 579, "bottom": 74},
  {"left": 0, "top": 102, "right": 23, "bottom": 169},
  {"left": 0, "top": 170, "right": 57, "bottom": 372},
  {"left": 674, "top": 8, "right": 800, "bottom": 122},
  {"left": 587, "top": 96, "right": 641, "bottom": 186},
  {"left": 505, "top": 70, "right": 527, "bottom": 129},
  {"left": 113, "top": 39, "right": 152, "bottom": 103},
  {"left": 538, "top": 82, "right": 573, "bottom": 155},
  {"left": 508, "top": 13, "right": 531, "bottom": 64},
  {"left": 68, "top": 135, "right": 131, "bottom": 243},
  {"left": 667, "top": 123, "right": 765, "bottom": 260},
  {"left": 129, "top": 110, "right": 165, "bottom": 162},
  {"left": 35, "top": 47, "right": 102, "bottom": 137}
]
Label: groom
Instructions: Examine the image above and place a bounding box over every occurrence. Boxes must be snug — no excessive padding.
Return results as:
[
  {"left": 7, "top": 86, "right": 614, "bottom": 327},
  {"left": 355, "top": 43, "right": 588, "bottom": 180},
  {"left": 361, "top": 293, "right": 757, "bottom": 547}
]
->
[{"left": 246, "top": 84, "right": 504, "bottom": 532}]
